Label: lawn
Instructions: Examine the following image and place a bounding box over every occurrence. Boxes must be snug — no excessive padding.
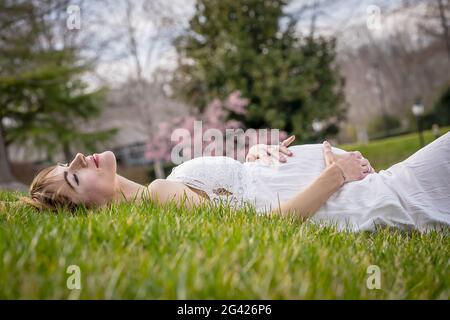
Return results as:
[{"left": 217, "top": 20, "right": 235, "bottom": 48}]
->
[
  {"left": 340, "top": 127, "right": 450, "bottom": 170},
  {"left": 0, "top": 129, "right": 449, "bottom": 299}
]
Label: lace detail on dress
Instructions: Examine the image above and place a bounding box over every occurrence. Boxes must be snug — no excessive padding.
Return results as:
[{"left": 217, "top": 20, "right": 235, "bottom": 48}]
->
[
  {"left": 166, "top": 156, "right": 260, "bottom": 210},
  {"left": 213, "top": 188, "right": 234, "bottom": 196}
]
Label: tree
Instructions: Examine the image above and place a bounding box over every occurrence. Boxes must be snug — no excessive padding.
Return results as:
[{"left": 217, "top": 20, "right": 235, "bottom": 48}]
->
[
  {"left": 146, "top": 91, "right": 250, "bottom": 166},
  {"left": 0, "top": 0, "right": 116, "bottom": 186},
  {"left": 173, "top": 0, "right": 345, "bottom": 142},
  {"left": 146, "top": 91, "right": 287, "bottom": 168},
  {"left": 433, "top": 87, "right": 450, "bottom": 126},
  {"left": 336, "top": 1, "right": 450, "bottom": 142},
  {"left": 415, "top": 0, "right": 450, "bottom": 68},
  {"left": 99, "top": 0, "right": 187, "bottom": 179}
]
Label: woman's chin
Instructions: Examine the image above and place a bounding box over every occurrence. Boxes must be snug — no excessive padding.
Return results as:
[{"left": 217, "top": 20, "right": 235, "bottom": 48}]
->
[{"left": 100, "top": 150, "right": 117, "bottom": 173}]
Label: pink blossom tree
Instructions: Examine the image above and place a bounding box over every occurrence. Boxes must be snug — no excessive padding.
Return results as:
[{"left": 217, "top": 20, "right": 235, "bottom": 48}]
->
[{"left": 146, "top": 91, "right": 287, "bottom": 178}]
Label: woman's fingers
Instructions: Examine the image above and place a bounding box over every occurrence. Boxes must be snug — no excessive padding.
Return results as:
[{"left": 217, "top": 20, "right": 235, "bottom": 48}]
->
[
  {"left": 351, "top": 151, "right": 363, "bottom": 159},
  {"left": 279, "top": 136, "right": 295, "bottom": 158},
  {"left": 267, "top": 145, "right": 286, "bottom": 162},
  {"left": 281, "top": 135, "right": 295, "bottom": 147},
  {"left": 327, "top": 144, "right": 374, "bottom": 177},
  {"left": 367, "top": 163, "right": 376, "bottom": 173},
  {"left": 260, "top": 155, "right": 276, "bottom": 165},
  {"left": 279, "top": 145, "right": 293, "bottom": 156},
  {"left": 277, "top": 152, "right": 288, "bottom": 162},
  {"left": 360, "top": 158, "right": 369, "bottom": 166},
  {"left": 323, "top": 148, "right": 333, "bottom": 166},
  {"left": 335, "top": 153, "right": 373, "bottom": 183},
  {"left": 360, "top": 171, "right": 370, "bottom": 180},
  {"left": 360, "top": 158, "right": 376, "bottom": 173},
  {"left": 352, "top": 151, "right": 376, "bottom": 173},
  {"left": 322, "top": 141, "right": 335, "bottom": 167}
]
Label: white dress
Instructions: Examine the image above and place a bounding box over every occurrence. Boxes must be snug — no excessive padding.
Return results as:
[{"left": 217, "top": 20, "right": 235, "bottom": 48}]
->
[{"left": 166, "top": 132, "right": 450, "bottom": 232}]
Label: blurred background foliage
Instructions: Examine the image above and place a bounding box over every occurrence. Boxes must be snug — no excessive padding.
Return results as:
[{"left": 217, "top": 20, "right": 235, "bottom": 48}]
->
[
  {"left": 0, "top": 1, "right": 116, "bottom": 165},
  {"left": 173, "top": 0, "right": 345, "bottom": 142},
  {"left": 0, "top": 0, "right": 449, "bottom": 186}
]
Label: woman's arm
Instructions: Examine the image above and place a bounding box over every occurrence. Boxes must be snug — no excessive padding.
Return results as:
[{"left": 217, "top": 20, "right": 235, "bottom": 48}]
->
[
  {"left": 147, "top": 179, "right": 210, "bottom": 209},
  {"left": 269, "top": 144, "right": 370, "bottom": 219},
  {"left": 269, "top": 164, "right": 344, "bottom": 218},
  {"left": 149, "top": 169, "right": 343, "bottom": 217}
]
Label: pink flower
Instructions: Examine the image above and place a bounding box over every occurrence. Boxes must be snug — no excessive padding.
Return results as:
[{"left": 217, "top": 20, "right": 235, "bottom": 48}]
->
[
  {"left": 180, "top": 116, "right": 196, "bottom": 131},
  {"left": 225, "top": 91, "right": 249, "bottom": 115},
  {"left": 279, "top": 130, "right": 288, "bottom": 142},
  {"left": 204, "top": 98, "right": 225, "bottom": 124},
  {"left": 158, "top": 121, "right": 170, "bottom": 132},
  {"left": 225, "top": 119, "right": 242, "bottom": 129},
  {"left": 146, "top": 91, "right": 251, "bottom": 162}
]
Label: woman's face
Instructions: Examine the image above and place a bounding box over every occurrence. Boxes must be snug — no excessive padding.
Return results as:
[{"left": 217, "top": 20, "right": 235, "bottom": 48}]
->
[{"left": 51, "top": 151, "right": 118, "bottom": 206}]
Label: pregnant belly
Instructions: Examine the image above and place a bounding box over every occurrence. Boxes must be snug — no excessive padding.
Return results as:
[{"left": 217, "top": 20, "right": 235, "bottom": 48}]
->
[{"left": 244, "top": 144, "right": 348, "bottom": 204}]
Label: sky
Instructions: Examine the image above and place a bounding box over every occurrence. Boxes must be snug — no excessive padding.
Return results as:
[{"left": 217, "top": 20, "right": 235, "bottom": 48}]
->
[{"left": 86, "top": 0, "right": 407, "bottom": 87}]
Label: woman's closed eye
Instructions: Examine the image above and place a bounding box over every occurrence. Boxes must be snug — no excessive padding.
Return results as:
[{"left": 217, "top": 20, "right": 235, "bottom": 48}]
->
[
  {"left": 59, "top": 163, "right": 79, "bottom": 186},
  {"left": 73, "top": 174, "right": 79, "bottom": 186}
]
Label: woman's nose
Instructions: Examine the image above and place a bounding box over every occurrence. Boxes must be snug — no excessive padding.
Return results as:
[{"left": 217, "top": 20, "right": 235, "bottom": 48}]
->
[{"left": 69, "top": 153, "right": 87, "bottom": 169}]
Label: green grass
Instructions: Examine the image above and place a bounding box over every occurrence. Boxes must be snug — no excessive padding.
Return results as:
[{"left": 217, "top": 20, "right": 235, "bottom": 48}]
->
[
  {"left": 339, "top": 127, "right": 450, "bottom": 170},
  {"left": 0, "top": 129, "right": 449, "bottom": 299}
]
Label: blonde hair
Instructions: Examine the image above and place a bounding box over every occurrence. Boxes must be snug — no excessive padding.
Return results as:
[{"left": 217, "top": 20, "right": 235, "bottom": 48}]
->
[{"left": 20, "top": 165, "right": 78, "bottom": 211}]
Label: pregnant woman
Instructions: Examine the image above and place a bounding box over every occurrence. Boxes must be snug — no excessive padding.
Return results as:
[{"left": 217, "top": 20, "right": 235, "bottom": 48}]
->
[{"left": 22, "top": 133, "right": 450, "bottom": 232}]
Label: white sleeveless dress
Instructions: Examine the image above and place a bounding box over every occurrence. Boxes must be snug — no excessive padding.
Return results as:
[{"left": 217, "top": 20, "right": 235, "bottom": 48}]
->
[{"left": 166, "top": 132, "right": 450, "bottom": 232}]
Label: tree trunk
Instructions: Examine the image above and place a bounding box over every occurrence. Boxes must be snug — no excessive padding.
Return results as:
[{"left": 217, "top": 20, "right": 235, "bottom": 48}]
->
[
  {"left": 63, "top": 143, "right": 72, "bottom": 163},
  {"left": 437, "top": 0, "right": 450, "bottom": 66},
  {"left": 0, "top": 124, "right": 16, "bottom": 183},
  {"left": 153, "top": 159, "right": 165, "bottom": 179}
]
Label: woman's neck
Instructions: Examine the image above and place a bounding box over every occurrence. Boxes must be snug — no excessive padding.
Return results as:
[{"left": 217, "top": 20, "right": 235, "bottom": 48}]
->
[{"left": 113, "top": 175, "right": 149, "bottom": 203}]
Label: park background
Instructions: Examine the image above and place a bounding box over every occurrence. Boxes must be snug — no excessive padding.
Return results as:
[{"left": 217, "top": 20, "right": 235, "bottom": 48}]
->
[
  {"left": 0, "top": 0, "right": 449, "bottom": 189},
  {"left": 0, "top": 0, "right": 449, "bottom": 300}
]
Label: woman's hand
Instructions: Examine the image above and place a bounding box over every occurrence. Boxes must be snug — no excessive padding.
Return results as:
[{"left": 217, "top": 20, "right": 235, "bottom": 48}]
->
[
  {"left": 323, "top": 141, "right": 375, "bottom": 174},
  {"left": 322, "top": 141, "right": 372, "bottom": 183},
  {"left": 246, "top": 135, "right": 295, "bottom": 164}
]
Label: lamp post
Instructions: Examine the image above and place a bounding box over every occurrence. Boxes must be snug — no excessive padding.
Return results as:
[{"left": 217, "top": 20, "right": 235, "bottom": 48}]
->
[
  {"left": 370, "top": 63, "right": 390, "bottom": 137},
  {"left": 411, "top": 100, "right": 425, "bottom": 147},
  {"left": 432, "top": 123, "right": 440, "bottom": 139},
  {"left": 312, "top": 119, "right": 324, "bottom": 141}
]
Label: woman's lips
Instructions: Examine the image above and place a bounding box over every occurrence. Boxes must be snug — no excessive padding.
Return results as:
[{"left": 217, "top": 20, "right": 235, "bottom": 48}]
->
[{"left": 93, "top": 154, "right": 99, "bottom": 168}]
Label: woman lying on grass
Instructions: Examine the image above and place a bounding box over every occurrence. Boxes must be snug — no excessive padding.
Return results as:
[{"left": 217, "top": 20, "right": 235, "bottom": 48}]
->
[{"left": 21, "top": 132, "right": 450, "bottom": 232}]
